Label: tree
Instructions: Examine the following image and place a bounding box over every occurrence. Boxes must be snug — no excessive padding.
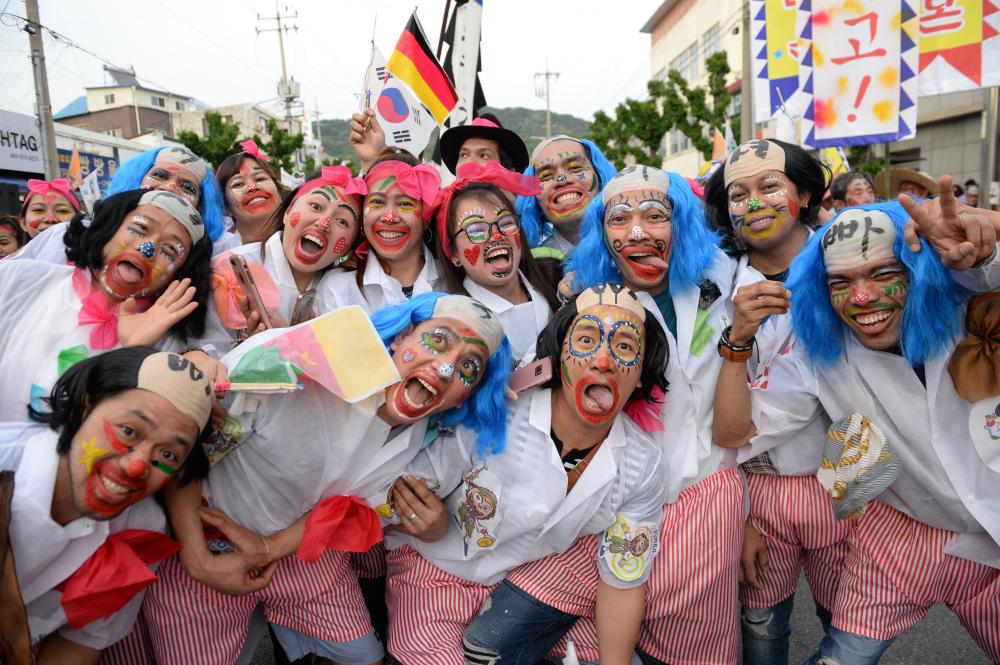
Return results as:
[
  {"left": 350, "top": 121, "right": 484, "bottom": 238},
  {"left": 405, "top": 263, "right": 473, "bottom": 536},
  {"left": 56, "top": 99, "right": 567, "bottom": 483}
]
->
[
  {"left": 177, "top": 112, "right": 241, "bottom": 168},
  {"left": 591, "top": 51, "right": 741, "bottom": 170},
  {"left": 250, "top": 120, "right": 305, "bottom": 174}
]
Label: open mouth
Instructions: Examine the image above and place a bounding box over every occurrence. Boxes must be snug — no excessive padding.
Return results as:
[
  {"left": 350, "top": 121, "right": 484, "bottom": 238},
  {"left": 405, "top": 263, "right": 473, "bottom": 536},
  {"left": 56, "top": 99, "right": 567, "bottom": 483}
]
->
[
  {"left": 393, "top": 369, "right": 444, "bottom": 420},
  {"left": 851, "top": 307, "right": 896, "bottom": 335},
  {"left": 241, "top": 191, "right": 274, "bottom": 212},
  {"left": 84, "top": 460, "right": 145, "bottom": 514},
  {"left": 484, "top": 242, "right": 515, "bottom": 278},
  {"left": 574, "top": 377, "right": 620, "bottom": 423},
  {"left": 103, "top": 251, "right": 153, "bottom": 297},
  {"left": 294, "top": 230, "right": 329, "bottom": 265},
  {"left": 622, "top": 244, "right": 668, "bottom": 280},
  {"left": 547, "top": 186, "right": 589, "bottom": 215},
  {"left": 371, "top": 222, "right": 411, "bottom": 249}
]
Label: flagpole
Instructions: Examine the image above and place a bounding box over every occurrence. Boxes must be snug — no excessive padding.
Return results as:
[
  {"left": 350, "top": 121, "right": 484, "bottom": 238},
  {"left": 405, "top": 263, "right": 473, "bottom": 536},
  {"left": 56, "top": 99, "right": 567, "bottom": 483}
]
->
[{"left": 436, "top": 0, "right": 452, "bottom": 58}]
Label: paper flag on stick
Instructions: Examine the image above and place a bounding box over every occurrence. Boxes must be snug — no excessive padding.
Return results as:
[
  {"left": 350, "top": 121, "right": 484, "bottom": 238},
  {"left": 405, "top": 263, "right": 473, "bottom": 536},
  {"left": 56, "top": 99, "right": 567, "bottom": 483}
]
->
[
  {"left": 266, "top": 305, "right": 400, "bottom": 402},
  {"left": 224, "top": 345, "right": 300, "bottom": 393}
]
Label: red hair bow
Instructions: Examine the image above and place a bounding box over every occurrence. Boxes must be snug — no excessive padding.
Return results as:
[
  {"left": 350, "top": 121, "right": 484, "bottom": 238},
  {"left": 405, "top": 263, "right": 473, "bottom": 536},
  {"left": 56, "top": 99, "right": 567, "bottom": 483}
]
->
[
  {"left": 365, "top": 161, "right": 442, "bottom": 221},
  {"left": 239, "top": 139, "right": 271, "bottom": 161},
  {"left": 26, "top": 178, "right": 80, "bottom": 211},
  {"left": 294, "top": 165, "right": 368, "bottom": 201},
  {"left": 434, "top": 161, "right": 541, "bottom": 260}
]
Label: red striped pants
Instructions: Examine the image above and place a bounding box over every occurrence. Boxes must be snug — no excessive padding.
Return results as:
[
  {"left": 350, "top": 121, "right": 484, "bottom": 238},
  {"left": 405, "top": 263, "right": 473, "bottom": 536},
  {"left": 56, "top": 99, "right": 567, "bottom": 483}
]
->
[
  {"left": 385, "top": 544, "right": 496, "bottom": 665},
  {"left": 831, "top": 500, "right": 1000, "bottom": 660},
  {"left": 143, "top": 551, "right": 372, "bottom": 665},
  {"left": 740, "top": 473, "right": 852, "bottom": 611},
  {"left": 531, "top": 468, "right": 746, "bottom": 664}
]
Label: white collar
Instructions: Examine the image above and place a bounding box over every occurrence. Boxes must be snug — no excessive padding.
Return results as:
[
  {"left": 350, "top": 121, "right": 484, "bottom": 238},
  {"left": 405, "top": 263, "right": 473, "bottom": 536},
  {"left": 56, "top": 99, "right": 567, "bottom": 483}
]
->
[
  {"left": 363, "top": 244, "right": 438, "bottom": 289},
  {"left": 462, "top": 271, "right": 542, "bottom": 313}
]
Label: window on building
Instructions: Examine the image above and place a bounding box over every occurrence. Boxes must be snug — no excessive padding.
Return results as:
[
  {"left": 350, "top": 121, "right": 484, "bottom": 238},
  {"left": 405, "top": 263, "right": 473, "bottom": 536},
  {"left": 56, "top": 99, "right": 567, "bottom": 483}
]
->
[
  {"left": 258, "top": 117, "right": 269, "bottom": 133},
  {"left": 104, "top": 93, "right": 115, "bottom": 104},
  {"left": 670, "top": 42, "right": 700, "bottom": 84},
  {"left": 654, "top": 67, "right": 668, "bottom": 82},
  {"left": 151, "top": 95, "right": 165, "bottom": 108},
  {"left": 175, "top": 101, "right": 185, "bottom": 111},
  {"left": 669, "top": 128, "right": 692, "bottom": 155},
  {"left": 702, "top": 24, "right": 721, "bottom": 62},
  {"left": 223, "top": 115, "right": 234, "bottom": 124},
  {"left": 728, "top": 91, "right": 742, "bottom": 117},
  {"left": 102, "top": 128, "right": 123, "bottom": 138}
]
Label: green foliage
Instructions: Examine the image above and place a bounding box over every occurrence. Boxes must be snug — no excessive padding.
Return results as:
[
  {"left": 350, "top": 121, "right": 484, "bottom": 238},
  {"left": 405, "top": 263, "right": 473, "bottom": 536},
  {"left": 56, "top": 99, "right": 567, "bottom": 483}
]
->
[
  {"left": 591, "top": 50, "right": 741, "bottom": 170},
  {"left": 177, "top": 112, "right": 241, "bottom": 168},
  {"left": 848, "top": 145, "right": 886, "bottom": 177},
  {"left": 250, "top": 119, "right": 305, "bottom": 174}
]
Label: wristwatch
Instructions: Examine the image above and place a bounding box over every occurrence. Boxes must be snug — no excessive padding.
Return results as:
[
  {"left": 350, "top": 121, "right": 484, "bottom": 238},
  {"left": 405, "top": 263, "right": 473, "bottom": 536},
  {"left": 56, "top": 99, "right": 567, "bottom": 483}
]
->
[{"left": 717, "top": 326, "right": 754, "bottom": 362}]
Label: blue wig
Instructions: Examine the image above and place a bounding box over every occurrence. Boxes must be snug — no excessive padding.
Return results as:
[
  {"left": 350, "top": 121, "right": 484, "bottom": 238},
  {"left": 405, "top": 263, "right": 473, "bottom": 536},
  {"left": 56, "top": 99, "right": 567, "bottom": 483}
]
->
[
  {"left": 106, "top": 147, "right": 225, "bottom": 242},
  {"left": 566, "top": 171, "right": 721, "bottom": 296},
  {"left": 515, "top": 138, "right": 618, "bottom": 248},
  {"left": 787, "top": 200, "right": 966, "bottom": 368},
  {"left": 370, "top": 292, "right": 512, "bottom": 457}
]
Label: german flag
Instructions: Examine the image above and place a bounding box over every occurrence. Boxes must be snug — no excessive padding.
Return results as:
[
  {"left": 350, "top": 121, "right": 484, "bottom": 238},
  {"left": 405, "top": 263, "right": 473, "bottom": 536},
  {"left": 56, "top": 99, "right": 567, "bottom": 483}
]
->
[{"left": 386, "top": 12, "right": 458, "bottom": 125}]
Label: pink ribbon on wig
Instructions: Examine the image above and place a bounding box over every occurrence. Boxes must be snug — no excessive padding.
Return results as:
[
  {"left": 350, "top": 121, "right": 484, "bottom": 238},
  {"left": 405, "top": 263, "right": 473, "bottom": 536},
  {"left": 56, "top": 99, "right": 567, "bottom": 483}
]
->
[
  {"left": 623, "top": 385, "right": 666, "bottom": 433},
  {"left": 365, "top": 160, "right": 441, "bottom": 221},
  {"left": 294, "top": 165, "right": 368, "bottom": 201},
  {"left": 71, "top": 268, "right": 150, "bottom": 350},
  {"left": 26, "top": 178, "right": 80, "bottom": 211},
  {"left": 239, "top": 139, "right": 271, "bottom": 161},
  {"left": 210, "top": 252, "right": 281, "bottom": 329},
  {"left": 434, "top": 161, "right": 541, "bottom": 260}
]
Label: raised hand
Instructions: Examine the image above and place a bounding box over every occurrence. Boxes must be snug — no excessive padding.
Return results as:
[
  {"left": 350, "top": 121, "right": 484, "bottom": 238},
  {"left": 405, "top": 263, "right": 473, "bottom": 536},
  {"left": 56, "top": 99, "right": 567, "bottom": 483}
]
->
[
  {"left": 730, "top": 280, "right": 791, "bottom": 346},
  {"left": 237, "top": 295, "right": 287, "bottom": 339},
  {"left": 117, "top": 278, "right": 198, "bottom": 347},
  {"left": 349, "top": 109, "right": 387, "bottom": 171},
  {"left": 900, "top": 174, "right": 997, "bottom": 270}
]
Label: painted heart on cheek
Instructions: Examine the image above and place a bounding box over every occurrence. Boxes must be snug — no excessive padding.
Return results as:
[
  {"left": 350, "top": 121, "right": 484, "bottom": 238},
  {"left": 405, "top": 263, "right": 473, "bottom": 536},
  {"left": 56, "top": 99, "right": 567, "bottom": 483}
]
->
[
  {"left": 464, "top": 245, "right": 481, "bottom": 266},
  {"left": 333, "top": 237, "right": 348, "bottom": 255},
  {"left": 289, "top": 212, "right": 301, "bottom": 228}
]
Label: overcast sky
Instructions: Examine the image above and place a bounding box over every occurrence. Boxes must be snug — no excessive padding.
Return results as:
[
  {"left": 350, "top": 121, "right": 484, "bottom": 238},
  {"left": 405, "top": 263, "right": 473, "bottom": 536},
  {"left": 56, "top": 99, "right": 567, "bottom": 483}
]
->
[{"left": 0, "top": 0, "right": 661, "bottom": 125}]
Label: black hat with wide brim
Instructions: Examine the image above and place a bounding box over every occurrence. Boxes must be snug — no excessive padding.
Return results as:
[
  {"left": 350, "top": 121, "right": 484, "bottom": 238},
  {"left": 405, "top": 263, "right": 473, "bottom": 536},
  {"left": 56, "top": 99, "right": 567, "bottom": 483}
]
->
[{"left": 440, "top": 116, "right": 530, "bottom": 175}]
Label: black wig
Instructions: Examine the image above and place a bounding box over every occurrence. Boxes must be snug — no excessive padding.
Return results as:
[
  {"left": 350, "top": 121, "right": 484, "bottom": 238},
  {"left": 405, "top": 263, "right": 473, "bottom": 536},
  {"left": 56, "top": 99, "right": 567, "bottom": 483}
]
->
[
  {"left": 704, "top": 139, "right": 829, "bottom": 256},
  {"left": 29, "top": 346, "right": 210, "bottom": 485},
  {"left": 63, "top": 189, "right": 212, "bottom": 341}
]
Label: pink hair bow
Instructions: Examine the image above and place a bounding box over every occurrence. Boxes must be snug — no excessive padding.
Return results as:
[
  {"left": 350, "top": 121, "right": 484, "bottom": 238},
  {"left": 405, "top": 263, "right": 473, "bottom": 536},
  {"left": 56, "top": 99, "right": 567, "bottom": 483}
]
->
[
  {"left": 210, "top": 253, "right": 281, "bottom": 329},
  {"left": 366, "top": 160, "right": 441, "bottom": 221},
  {"left": 294, "top": 165, "right": 368, "bottom": 201},
  {"left": 26, "top": 178, "right": 81, "bottom": 211},
  {"left": 434, "top": 161, "right": 540, "bottom": 260},
  {"left": 239, "top": 140, "right": 271, "bottom": 161},
  {"left": 624, "top": 385, "right": 666, "bottom": 432}
]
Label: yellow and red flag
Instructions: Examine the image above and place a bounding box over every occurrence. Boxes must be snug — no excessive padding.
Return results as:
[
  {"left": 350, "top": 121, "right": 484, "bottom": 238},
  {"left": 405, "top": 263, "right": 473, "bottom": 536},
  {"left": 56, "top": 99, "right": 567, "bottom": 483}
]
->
[
  {"left": 67, "top": 145, "right": 83, "bottom": 190},
  {"left": 386, "top": 12, "right": 458, "bottom": 125}
]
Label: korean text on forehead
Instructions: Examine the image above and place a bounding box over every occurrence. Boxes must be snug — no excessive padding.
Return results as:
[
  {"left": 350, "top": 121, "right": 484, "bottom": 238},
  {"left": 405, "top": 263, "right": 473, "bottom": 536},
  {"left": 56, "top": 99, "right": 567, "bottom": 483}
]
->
[
  {"left": 724, "top": 140, "right": 787, "bottom": 186},
  {"left": 822, "top": 210, "right": 897, "bottom": 273}
]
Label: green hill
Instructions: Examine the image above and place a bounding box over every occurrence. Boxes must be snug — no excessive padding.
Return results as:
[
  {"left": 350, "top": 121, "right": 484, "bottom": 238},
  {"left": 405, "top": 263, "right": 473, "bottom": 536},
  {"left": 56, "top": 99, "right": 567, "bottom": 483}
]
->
[{"left": 316, "top": 106, "right": 591, "bottom": 163}]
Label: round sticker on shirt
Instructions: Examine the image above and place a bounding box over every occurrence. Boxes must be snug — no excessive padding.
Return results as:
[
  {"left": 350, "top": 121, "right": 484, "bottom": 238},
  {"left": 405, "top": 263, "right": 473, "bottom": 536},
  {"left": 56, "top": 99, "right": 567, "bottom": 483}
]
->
[{"left": 968, "top": 397, "right": 1000, "bottom": 473}]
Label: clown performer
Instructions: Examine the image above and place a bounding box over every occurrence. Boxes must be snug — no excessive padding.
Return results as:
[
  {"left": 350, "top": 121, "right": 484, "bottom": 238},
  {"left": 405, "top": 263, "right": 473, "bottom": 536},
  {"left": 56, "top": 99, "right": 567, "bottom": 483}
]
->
[
  {"left": 515, "top": 135, "right": 617, "bottom": 257},
  {"left": 143, "top": 294, "right": 511, "bottom": 665},
  {"left": 207, "top": 165, "right": 367, "bottom": 348},
  {"left": 18, "top": 178, "right": 80, "bottom": 240},
  {"left": 380, "top": 284, "right": 669, "bottom": 665},
  {"left": 0, "top": 214, "right": 25, "bottom": 258},
  {"left": 320, "top": 149, "right": 443, "bottom": 313},
  {"left": 548, "top": 165, "right": 741, "bottom": 664},
  {"left": 0, "top": 190, "right": 212, "bottom": 423},
  {"left": 16, "top": 146, "right": 225, "bottom": 262},
  {"left": 433, "top": 160, "right": 560, "bottom": 365},
  {"left": 0, "top": 347, "right": 212, "bottom": 664},
  {"left": 714, "top": 201, "right": 1000, "bottom": 664},
  {"left": 702, "top": 139, "right": 845, "bottom": 664},
  {"left": 212, "top": 140, "right": 287, "bottom": 253}
]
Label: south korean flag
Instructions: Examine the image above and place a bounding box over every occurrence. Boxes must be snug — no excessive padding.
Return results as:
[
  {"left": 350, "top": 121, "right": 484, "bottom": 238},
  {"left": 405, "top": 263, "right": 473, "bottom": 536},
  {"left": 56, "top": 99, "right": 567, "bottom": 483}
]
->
[{"left": 364, "top": 45, "right": 435, "bottom": 154}]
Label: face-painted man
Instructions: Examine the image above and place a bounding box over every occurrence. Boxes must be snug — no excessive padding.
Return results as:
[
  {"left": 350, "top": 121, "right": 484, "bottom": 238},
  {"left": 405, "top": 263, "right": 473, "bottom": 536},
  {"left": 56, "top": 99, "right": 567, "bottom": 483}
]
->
[
  {"left": 139, "top": 147, "right": 207, "bottom": 205},
  {"left": 532, "top": 137, "right": 600, "bottom": 242}
]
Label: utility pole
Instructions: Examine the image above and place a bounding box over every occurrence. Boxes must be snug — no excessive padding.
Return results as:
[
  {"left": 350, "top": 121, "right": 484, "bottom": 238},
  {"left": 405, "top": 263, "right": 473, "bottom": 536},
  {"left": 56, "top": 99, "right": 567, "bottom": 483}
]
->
[
  {"left": 312, "top": 97, "right": 324, "bottom": 161},
  {"left": 534, "top": 61, "right": 559, "bottom": 139},
  {"left": 24, "top": 0, "right": 59, "bottom": 180},
  {"left": 739, "top": 1, "right": 753, "bottom": 142},
  {"left": 257, "top": 2, "right": 299, "bottom": 133}
]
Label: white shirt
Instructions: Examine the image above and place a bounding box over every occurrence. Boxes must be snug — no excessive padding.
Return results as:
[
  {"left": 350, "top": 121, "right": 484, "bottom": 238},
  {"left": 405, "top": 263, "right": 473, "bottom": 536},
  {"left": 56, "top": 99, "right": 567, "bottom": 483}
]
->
[
  {"left": 541, "top": 229, "right": 575, "bottom": 254},
  {"left": 750, "top": 332, "right": 1000, "bottom": 569},
  {"left": 206, "top": 328, "right": 427, "bottom": 536},
  {"left": 316, "top": 244, "right": 442, "bottom": 316},
  {"left": 382, "top": 389, "right": 667, "bottom": 589},
  {"left": 0, "top": 423, "right": 167, "bottom": 650},
  {"left": 463, "top": 273, "right": 552, "bottom": 366},
  {"left": 11, "top": 222, "right": 71, "bottom": 264},
  {"left": 636, "top": 247, "right": 739, "bottom": 500}
]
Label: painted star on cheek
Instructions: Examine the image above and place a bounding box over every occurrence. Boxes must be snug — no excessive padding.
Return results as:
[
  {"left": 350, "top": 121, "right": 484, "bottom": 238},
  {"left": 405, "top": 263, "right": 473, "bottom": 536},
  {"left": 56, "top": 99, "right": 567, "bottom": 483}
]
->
[{"left": 79, "top": 436, "right": 109, "bottom": 474}]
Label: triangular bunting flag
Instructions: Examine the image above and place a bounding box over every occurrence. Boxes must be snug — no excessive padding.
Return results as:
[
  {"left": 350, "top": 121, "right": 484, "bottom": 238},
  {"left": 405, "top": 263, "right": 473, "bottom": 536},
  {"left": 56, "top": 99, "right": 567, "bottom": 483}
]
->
[
  {"left": 900, "top": 28, "right": 915, "bottom": 54},
  {"left": 803, "top": 73, "right": 814, "bottom": 95},
  {"left": 801, "top": 0, "right": 811, "bottom": 11},
  {"left": 759, "top": 64, "right": 769, "bottom": 79},
  {"left": 899, "top": 89, "right": 914, "bottom": 111},
  {"left": 755, "top": 3, "right": 766, "bottom": 20},
  {"left": 803, "top": 47, "right": 813, "bottom": 67},
  {"left": 757, "top": 44, "right": 769, "bottom": 60},
  {"left": 756, "top": 25, "right": 767, "bottom": 41},
  {"left": 900, "top": 1, "right": 917, "bottom": 23},
  {"left": 802, "top": 21, "right": 812, "bottom": 40},
  {"left": 901, "top": 58, "right": 915, "bottom": 82}
]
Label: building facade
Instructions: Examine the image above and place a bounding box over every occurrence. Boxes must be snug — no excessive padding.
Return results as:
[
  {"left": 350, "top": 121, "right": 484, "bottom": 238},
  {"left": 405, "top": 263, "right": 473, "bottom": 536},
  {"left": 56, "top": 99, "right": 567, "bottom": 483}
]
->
[{"left": 171, "top": 103, "right": 302, "bottom": 142}]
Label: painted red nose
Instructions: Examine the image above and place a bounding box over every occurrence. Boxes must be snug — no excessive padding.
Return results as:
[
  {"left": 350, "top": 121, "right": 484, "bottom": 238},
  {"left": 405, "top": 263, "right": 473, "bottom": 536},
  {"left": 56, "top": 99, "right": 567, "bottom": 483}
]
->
[{"left": 126, "top": 459, "right": 148, "bottom": 478}]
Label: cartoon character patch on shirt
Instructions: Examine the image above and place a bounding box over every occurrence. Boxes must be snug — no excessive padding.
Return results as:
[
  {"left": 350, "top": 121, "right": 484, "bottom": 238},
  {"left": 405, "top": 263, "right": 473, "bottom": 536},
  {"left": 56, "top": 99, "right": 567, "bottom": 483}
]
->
[
  {"left": 599, "top": 514, "right": 660, "bottom": 582},
  {"left": 454, "top": 464, "right": 502, "bottom": 558},
  {"left": 985, "top": 408, "right": 1000, "bottom": 441}
]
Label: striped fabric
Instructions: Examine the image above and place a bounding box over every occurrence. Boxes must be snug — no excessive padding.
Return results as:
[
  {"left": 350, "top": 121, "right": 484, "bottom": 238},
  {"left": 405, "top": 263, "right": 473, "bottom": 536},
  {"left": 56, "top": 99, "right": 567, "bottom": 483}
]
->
[
  {"left": 505, "top": 534, "right": 600, "bottom": 616},
  {"left": 100, "top": 617, "right": 156, "bottom": 665},
  {"left": 385, "top": 544, "right": 496, "bottom": 665},
  {"left": 832, "top": 501, "right": 1000, "bottom": 660},
  {"left": 539, "top": 468, "right": 746, "bottom": 664},
  {"left": 352, "top": 543, "right": 388, "bottom": 579},
  {"left": 741, "top": 473, "right": 852, "bottom": 611},
  {"left": 143, "top": 552, "right": 371, "bottom": 665}
]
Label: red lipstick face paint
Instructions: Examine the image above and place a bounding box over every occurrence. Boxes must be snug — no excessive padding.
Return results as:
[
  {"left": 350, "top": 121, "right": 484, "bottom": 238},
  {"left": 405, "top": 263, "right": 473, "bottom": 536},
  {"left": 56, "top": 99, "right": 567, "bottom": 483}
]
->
[
  {"left": 102, "top": 251, "right": 154, "bottom": 298},
  {"left": 82, "top": 458, "right": 150, "bottom": 518}
]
